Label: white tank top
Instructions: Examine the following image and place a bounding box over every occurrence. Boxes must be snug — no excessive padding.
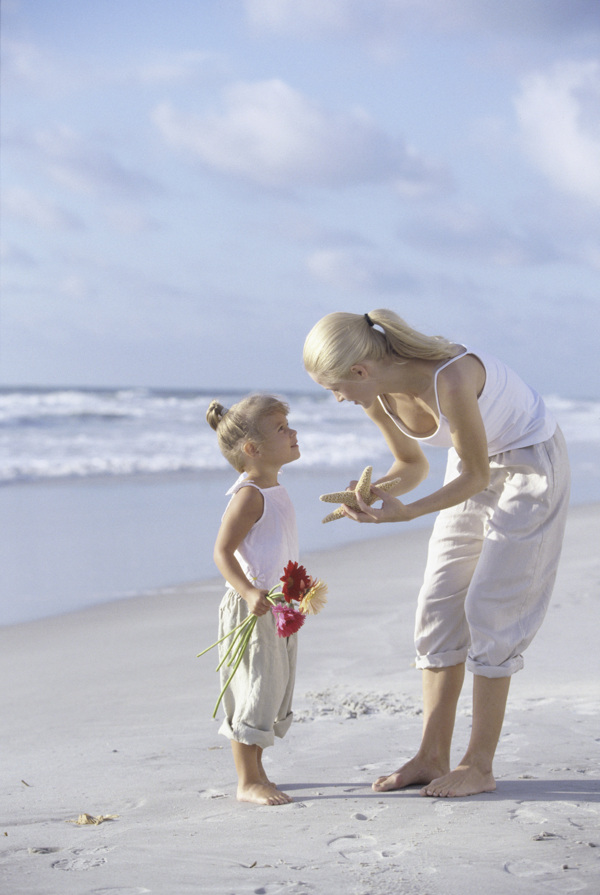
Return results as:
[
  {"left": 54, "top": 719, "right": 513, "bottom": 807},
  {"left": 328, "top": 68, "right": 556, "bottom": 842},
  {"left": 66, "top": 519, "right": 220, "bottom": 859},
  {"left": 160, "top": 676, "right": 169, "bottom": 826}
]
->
[
  {"left": 224, "top": 475, "right": 299, "bottom": 591},
  {"left": 378, "top": 346, "right": 556, "bottom": 455}
]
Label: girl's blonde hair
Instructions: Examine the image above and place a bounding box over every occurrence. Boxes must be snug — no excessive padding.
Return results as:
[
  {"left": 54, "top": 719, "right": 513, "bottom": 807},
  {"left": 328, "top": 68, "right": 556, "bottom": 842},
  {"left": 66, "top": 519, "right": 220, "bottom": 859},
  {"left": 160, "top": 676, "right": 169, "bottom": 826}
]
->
[
  {"left": 303, "top": 309, "right": 456, "bottom": 385},
  {"left": 206, "top": 393, "right": 290, "bottom": 472}
]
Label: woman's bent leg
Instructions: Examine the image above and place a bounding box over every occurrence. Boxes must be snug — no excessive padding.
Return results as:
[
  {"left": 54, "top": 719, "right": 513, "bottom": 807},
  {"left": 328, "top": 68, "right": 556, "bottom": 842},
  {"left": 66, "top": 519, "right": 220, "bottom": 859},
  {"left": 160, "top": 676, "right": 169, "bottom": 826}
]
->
[
  {"left": 372, "top": 664, "right": 465, "bottom": 791},
  {"left": 421, "top": 674, "right": 510, "bottom": 797}
]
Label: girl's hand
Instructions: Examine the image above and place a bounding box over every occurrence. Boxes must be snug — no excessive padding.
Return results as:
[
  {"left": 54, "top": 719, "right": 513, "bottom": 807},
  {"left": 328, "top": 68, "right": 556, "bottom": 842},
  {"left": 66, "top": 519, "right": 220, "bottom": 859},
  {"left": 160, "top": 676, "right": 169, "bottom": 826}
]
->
[
  {"left": 344, "top": 485, "right": 415, "bottom": 524},
  {"left": 243, "top": 587, "right": 272, "bottom": 617}
]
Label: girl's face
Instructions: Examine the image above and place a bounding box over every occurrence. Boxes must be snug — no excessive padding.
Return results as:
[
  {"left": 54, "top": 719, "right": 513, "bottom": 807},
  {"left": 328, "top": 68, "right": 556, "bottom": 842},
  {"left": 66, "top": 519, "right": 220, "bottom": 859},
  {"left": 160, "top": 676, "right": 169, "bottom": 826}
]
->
[{"left": 256, "top": 412, "right": 300, "bottom": 466}]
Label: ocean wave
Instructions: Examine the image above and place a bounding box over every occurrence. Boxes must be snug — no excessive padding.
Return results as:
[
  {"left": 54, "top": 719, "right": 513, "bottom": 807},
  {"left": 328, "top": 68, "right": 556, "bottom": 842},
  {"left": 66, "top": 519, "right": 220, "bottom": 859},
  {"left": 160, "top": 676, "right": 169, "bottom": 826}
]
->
[{"left": 0, "top": 387, "right": 597, "bottom": 485}]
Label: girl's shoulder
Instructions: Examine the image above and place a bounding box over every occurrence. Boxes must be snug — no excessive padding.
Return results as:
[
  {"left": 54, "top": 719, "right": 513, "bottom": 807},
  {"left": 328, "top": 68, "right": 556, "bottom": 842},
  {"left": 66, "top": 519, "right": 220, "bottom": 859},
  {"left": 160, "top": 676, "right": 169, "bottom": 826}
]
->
[{"left": 224, "top": 480, "right": 264, "bottom": 525}]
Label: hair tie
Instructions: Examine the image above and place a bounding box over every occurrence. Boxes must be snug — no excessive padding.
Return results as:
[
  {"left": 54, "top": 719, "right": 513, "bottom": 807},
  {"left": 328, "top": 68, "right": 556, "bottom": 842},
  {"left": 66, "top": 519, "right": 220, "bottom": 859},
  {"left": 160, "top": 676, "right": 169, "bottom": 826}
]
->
[{"left": 364, "top": 313, "right": 374, "bottom": 327}]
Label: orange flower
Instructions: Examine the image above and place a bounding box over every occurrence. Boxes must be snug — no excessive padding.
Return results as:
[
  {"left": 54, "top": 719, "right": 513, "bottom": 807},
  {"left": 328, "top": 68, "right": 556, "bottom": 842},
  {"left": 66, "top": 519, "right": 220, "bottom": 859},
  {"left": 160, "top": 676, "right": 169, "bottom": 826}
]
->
[{"left": 299, "top": 579, "right": 328, "bottom": 615}]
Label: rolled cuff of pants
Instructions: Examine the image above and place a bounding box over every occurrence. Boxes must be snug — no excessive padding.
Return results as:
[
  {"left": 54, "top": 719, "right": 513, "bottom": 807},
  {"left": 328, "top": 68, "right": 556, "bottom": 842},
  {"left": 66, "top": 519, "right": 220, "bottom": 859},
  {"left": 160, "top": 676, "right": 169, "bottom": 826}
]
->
[
  {"left": 218, "top": 711, "right": 294, "bottom": 748},
  {"left": 414, "top": 647, "right": 468, "bottom": 670},
  {"left": 467, "top": 654, "right": 524, "bottom": 678}
]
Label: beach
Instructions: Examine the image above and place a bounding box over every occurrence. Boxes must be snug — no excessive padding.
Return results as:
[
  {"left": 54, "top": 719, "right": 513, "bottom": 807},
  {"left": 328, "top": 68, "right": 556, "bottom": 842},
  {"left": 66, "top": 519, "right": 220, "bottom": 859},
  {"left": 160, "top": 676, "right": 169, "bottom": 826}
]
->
[{"left": 2, "top": 502, "right": 599, "bottom": 895}]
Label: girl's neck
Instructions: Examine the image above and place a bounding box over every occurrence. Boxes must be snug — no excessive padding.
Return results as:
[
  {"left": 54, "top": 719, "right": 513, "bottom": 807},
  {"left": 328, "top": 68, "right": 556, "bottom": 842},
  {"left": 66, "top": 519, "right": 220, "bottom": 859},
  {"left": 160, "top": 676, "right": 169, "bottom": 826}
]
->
[{"left": 243, "top": 466, "right": 281, "bottom": 489}]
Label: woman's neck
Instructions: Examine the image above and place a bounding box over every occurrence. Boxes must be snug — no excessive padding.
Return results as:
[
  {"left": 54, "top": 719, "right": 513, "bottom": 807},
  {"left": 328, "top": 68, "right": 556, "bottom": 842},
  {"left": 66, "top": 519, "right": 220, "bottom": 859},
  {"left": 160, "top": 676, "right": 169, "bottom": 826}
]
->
[{"left": 379, "top": 357, "right": 441, "bottom": 399}]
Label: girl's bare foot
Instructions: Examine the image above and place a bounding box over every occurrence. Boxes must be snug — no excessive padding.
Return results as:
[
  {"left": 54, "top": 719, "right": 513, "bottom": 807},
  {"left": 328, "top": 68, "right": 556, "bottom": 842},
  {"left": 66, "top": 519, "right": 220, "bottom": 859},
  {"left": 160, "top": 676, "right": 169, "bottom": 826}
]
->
[
  {"left": 420, "top": 763, "right": 496, "bottom": 798},
  {"left": 237, "top": 782, "right": 292, "bottom": 805},
  {"left": 372, "top": 756, "right": 449, "bottom": 792}
]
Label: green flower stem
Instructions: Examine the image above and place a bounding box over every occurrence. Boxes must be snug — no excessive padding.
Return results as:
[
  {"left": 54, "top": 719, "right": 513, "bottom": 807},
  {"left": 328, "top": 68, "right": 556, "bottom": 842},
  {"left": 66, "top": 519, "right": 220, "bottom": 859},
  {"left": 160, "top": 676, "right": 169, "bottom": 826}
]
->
[
  {"left": 196, "top": 615, "right": 253, "bottom": 658},
  {"left": 212, "top": 620, "right": 256, "bottom": 719},
  {"left": 215, "top": 616, "right": 255, "bottom": 671},
  {"left": 216, "top": 615, "right": 256, "bottom": 671},
  {"left": 201, "top": 587, "right": 291, "bottom": 720}
]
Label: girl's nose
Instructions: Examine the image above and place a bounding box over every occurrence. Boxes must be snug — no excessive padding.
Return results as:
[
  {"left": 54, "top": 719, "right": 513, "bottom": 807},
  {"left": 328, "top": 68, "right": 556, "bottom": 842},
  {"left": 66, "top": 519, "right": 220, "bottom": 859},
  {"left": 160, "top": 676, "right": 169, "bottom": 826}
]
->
[{"left": 335, "top": 394, "right": 344, "bottom": 403}]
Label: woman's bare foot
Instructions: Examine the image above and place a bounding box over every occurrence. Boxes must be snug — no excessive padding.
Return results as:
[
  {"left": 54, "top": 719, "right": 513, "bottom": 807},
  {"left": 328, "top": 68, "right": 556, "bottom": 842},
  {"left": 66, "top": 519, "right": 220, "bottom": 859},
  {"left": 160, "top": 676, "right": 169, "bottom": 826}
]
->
[
  {"left": 420, "top": 763, "right": 496, "bottom": 798},
  {"left": 372, "top": 756, "right": 449, "bottom": 792},
  {"left": 237, "top": 782, "right": 292, "bottom": 805}
]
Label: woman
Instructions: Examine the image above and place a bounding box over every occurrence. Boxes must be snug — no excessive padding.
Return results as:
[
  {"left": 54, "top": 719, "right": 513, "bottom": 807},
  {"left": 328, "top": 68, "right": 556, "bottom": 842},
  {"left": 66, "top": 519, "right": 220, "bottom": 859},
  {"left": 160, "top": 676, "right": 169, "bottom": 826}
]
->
[{"left": 303, "top": 309, "right": 570, "bottom": 797}]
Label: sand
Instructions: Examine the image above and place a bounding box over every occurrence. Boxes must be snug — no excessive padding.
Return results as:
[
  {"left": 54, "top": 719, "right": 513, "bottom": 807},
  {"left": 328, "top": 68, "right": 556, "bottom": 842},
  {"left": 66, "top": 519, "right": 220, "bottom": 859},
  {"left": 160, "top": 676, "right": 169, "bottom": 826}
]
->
[{"left": 1, "top": 504, "right": 599, "bottom": 894}]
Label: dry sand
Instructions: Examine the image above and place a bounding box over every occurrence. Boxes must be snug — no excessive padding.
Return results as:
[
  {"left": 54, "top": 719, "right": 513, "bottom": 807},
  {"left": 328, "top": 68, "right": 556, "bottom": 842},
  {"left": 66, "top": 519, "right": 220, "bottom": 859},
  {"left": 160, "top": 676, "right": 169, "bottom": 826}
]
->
[{"left": 2, "top": 504, "right": 599, "bottom": 894}]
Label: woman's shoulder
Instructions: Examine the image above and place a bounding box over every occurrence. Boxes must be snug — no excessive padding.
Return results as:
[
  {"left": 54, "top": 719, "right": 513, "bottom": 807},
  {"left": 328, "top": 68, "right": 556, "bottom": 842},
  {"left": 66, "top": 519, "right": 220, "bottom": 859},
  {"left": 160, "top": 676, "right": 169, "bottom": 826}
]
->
[{"left": 437, "top": 350, "right": 486, "bottom": 398}]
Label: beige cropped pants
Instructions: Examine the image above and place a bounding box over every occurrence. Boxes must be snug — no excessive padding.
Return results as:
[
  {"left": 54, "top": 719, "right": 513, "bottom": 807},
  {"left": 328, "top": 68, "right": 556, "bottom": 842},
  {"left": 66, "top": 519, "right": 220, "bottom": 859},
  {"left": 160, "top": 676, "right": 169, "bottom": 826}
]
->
[
  {"left": 217, "top": 589, "right": 297, "bottom": 748},
  {"left": 414, "top": 428, "right": 570, "bottom": 678}
]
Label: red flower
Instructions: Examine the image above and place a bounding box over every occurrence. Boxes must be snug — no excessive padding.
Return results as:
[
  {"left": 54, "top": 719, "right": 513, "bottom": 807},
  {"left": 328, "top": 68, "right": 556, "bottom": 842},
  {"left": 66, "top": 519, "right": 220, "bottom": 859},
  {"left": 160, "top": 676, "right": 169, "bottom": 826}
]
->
[
  {"left": 280, "top": 560, "right": 311, "bottom": 603},
  {"left": 271, "top": 603, "right": 306, "bottom": 637}
]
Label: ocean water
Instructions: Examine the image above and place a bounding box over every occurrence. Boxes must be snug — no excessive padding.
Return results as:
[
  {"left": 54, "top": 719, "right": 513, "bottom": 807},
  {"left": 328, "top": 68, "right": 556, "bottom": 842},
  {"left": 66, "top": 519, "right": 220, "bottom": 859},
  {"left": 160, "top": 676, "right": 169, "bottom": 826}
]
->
[{"left": 1, "top": 387, "right": 598, "bottom": 626}]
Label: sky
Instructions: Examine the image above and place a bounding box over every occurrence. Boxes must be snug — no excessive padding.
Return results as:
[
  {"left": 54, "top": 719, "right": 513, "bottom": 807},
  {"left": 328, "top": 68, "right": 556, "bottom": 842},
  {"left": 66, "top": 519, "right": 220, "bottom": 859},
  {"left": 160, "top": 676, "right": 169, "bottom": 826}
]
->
[{"left": 1, "top": 0, "right": 599, "bottom": 397}]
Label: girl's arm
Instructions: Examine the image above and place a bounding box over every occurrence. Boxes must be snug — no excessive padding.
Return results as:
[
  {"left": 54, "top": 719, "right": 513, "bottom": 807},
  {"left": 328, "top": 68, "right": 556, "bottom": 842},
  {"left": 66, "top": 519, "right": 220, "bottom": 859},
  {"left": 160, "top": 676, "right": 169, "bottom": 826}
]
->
[
  {"left": 352, "top": 360, "right": 490, "bottom": 523},
  {"left": 213, "top": 486, "right": 272, "bottom": 616}
]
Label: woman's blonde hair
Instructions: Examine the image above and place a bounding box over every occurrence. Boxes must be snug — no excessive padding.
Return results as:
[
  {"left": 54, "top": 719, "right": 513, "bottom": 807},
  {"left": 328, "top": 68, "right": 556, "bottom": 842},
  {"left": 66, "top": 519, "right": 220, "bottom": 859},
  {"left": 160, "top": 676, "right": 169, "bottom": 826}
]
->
[
  {"left": 303, "top": 309, "right": 456, "bottom": 384},
  {"left": 206, "top": 393, "right": 290, "bottom": 472}
]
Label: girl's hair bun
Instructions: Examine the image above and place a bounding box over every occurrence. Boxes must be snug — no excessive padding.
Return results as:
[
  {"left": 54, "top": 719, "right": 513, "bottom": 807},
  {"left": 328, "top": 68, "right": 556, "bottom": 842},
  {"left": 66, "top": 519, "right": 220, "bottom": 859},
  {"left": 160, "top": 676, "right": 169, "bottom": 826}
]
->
[{"left": 206, "top": 399, "right": 228, "bottom": 431}]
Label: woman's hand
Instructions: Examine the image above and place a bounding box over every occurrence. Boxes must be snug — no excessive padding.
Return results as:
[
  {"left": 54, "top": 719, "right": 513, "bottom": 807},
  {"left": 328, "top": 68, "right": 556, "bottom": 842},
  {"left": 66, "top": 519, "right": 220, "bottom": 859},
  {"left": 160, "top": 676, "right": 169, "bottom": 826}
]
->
[{"left": 343, "top": 485, "right": 415, "bottom": 524}]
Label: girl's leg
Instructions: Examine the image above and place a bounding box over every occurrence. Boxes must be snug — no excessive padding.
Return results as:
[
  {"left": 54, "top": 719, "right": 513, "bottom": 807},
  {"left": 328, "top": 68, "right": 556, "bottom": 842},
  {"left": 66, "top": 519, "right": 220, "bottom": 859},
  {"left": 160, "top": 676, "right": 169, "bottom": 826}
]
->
[
  {"left": 231, "top": 741, "right": 292, "bottom": 806},
  {"left": 256, "top": 746, "right": 274, "bottom": 785},
  {"left": 373, "top": 664, "right": 465, "bottom": 791},
  {"left": 421, "top": 674, "right": 510, "bottom": 797}
]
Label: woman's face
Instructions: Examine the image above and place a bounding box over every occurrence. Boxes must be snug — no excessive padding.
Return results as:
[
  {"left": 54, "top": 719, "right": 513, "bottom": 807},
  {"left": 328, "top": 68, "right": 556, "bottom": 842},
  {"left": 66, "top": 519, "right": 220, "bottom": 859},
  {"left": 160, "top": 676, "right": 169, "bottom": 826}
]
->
[{"left": 310, "top": 365, "right": 381, "bottom": 408}]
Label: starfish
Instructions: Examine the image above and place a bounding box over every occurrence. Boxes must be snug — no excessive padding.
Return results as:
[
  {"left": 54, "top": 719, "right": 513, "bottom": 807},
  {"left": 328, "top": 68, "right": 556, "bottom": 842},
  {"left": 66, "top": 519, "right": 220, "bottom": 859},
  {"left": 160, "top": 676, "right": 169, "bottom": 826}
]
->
[{"left": 320, "top": 465, "right": 403, "bottom": 523}]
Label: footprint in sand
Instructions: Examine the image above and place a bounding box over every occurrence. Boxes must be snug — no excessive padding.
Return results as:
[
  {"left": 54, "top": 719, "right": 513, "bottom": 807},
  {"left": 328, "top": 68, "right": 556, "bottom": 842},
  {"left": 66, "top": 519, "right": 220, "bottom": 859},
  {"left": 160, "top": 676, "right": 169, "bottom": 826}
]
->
[
  {"left": 504, "top": 859, "right": 555, "bottom": 877},
  {"left": 251, "top": 883, "right": 316, "bottom": 894},
  {"left": 52, "top": 855, "right": 108, "bottom": 871},
  {"left": 504, "top": 862, "right": 588, "bottom": 893},
  {"left": 328, "top": 833, "right": 406, "bottom": 864},
  {"left": 51, "top": 845, "right": 112, "bottom": 872},
  {"left": 91, "top": 889, "right": 151, "bottom": 895},
  {"left": 433, "top": 801, "right": 455, "bottom": 816},
  {"left": 198, "top": 788, "right": 227, "bottom": 799}
]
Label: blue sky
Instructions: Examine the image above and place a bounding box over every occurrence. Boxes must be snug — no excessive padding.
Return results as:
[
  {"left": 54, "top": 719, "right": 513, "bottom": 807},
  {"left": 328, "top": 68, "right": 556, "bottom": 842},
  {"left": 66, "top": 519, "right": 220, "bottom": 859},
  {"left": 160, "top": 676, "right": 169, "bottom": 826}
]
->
[{"left": 2, "top": 0, "right": 599, "bottom": 396}]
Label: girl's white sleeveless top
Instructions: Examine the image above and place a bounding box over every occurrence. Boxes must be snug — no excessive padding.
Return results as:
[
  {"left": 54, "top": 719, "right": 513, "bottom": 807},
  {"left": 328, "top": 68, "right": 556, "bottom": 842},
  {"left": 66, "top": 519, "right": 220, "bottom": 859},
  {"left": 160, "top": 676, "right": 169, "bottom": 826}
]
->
[
  {"left": 224, "top": 476, "right": 299, "bottom": 592},
  {"left": 378, "top": 346, "right": 556, "bottom": 455}
]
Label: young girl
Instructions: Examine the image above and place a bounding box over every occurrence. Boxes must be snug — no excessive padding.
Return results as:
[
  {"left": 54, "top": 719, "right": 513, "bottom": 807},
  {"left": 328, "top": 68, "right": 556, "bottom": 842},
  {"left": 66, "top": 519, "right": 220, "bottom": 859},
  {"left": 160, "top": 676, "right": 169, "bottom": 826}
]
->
[
  {"left": 304, "top": 309, "right": 570, "bottom": 798},
  {"left": 206, "top": 393, "right": 300, "bottom": 806}
]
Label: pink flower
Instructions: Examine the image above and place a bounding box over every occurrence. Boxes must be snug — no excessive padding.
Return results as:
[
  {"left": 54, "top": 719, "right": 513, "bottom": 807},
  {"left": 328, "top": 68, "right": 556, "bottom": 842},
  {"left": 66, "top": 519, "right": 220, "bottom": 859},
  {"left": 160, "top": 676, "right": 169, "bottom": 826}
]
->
[{"left": 271, "top": 603, "right": 306, "bottom": 637}]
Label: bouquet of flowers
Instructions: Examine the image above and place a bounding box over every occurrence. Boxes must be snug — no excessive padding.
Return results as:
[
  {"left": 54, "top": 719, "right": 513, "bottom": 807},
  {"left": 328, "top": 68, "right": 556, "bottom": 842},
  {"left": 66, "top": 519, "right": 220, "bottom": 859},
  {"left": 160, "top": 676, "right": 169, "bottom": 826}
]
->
[{"left": 198, "top": 561, "right": 327, "bottom": 718}]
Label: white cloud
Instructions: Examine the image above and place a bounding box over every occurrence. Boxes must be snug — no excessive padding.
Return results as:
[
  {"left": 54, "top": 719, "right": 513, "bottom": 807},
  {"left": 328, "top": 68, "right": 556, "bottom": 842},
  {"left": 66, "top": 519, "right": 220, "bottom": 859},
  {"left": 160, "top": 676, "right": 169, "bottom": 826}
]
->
[
  {"left": 2, "top": 36, "right": 220, "bottom": 98},
  {"left": 152, "top": 78, "right": 441, "bottom": 191},
  {"left": 515, "top": 61, "right": 600, "bottom": 206},
  {"left": 1, "top": 39, "right": 61, "bottom": 90},
  {"left": 401, "top": 202, "right": 560, "bottom": 266},
  {"left": 133, "top": 50, "right": 221, "bottom": 85},
  {"left": 26, "top": 126, "right": 160, "bottom": 199},
  {"left": 102, "top": 205, "right": 162, "bottom": 234},
  {"left": 244, "top": 0, "right": 600, "bottom": 42},
  {"left": 307, "top": 247, "right": 414, "bottom": 293},
  {"left": 3, "top": 186, "right": 84, "bottom": 231}
]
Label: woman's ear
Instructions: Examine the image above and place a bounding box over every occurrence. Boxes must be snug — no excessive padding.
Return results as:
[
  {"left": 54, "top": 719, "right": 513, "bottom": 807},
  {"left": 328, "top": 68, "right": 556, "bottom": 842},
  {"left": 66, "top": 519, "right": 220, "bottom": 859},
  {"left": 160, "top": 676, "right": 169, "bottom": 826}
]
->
[{"left": 349, "top": 364, "right": 369, "bottom": 379}]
